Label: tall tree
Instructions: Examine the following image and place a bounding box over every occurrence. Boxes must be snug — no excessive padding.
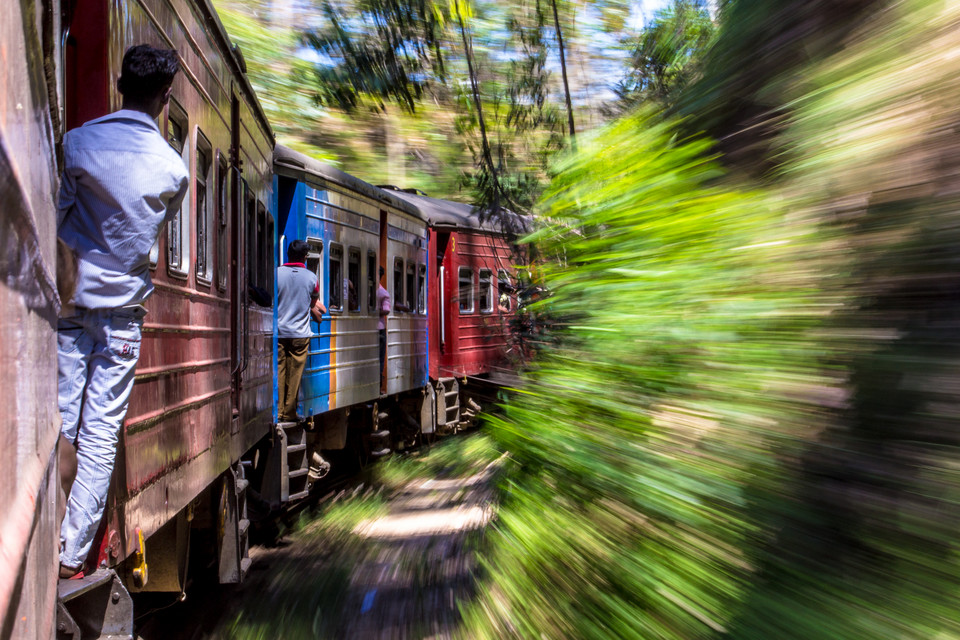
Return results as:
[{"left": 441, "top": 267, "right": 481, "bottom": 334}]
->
[
  {"left": 550, "top": 0, "right": 576, "bottom": 143},
  {"left": 452, "top": 0, "right": 506, "bottom": 212}
]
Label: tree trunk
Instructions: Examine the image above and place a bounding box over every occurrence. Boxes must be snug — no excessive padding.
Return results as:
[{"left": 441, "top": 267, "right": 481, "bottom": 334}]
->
[
  {"left": 551, "top": 0, "right": 576, "bottom": 145},
  {"left": 456, "top": 2, "right": 502, "bottom": 211}
]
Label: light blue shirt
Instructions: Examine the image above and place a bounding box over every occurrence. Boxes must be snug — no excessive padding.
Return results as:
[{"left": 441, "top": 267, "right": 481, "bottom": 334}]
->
[
  {"left": 58, "top": 109, "right": 189, "bottom": 309},
  {"left": 277, "top": 263, "right": 320, "bottom": 338}
]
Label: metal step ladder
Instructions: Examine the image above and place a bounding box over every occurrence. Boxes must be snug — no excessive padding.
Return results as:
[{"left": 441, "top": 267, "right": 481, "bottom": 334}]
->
[
  {"left": 279, "top": 420, "right": 311, "bottom": 501},
  {"left": 369, "top": 423, "right": 391, "bottom": 458},
  {"left": 219, "top": 465, "right": 252, "bottom": 583},
  {"left": 436, "top": 377, "right": 460, "bottom": 434}
]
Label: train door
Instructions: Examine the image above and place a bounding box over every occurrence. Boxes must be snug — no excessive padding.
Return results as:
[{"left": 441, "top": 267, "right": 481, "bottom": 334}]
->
[
  {"left": 434, "top": 231, "right": 451, "bottom": 355},
  {"left": 229, "top": 92, "right": 243, "bottom": 432},
  {"left": 379, "top": 209, "right": 388, "bottom": 394}
]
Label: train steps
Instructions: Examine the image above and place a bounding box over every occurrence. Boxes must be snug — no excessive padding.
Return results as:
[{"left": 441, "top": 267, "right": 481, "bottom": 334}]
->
[
  {"left": 280, "top": 420, "right": 311, "bottom": 501},
  {"left": 219, "top": 465, "right": 252, "bottom": 584},
  {"left": 56, "top": 569, "right": 133, "bottom": 640},
  {"left": 436, "top": 377, "right": 461, "bottom": 434}
]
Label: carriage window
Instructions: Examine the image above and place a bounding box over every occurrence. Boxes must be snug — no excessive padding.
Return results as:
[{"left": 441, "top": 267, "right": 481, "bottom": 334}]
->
[
  {"left": 479, "top": 269, "right": 494, "bottom": 313},
  {"left": 367, "top": 251, "right": 377, "bottom": 312},
  {"left": 167, "top": 105, "right": 186, "bottom": 151},
  {"left": 329, "top": 244, "right": 343, "bottom": 312},
  {"left": 458, "top": 267, "right": 474, "bottom": 313},
  {"left": 266, "top": 214, "right": 275, "bottom": 300},
  {"left": 306, "top": 241, "right": 323, "bottom": 305},
  {"left": 216, "top": 152, "right": 228, "bottom": 291},
  {"left": 417, "top": 264, "right": 426, "bottom": 314},
  {"left": 405, "top": 262, "right": 416, "bottom": 312},
  {"left": 256, "top": 202, "right": 266, "bottom": 290},
  {"left": 166, "top": 100, "right": 189, "bottom": 276},
  {"left": 393, "top": 258, "right": 403, "bottom": 312},
  {"left": 195, "top": 133, "right": 212, "bottom": 284},
  {"left": 348, "top": 248, "right": 361, "bottom": 312},
  {"left": 498, "top": 270, "right": 512, "bottom": 312},
  {"left": 245, "top": 193, "right": 256, "bottom": 294}
]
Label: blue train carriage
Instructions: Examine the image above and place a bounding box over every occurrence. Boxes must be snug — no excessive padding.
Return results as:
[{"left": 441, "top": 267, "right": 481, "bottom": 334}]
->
[{"left": 270, "top": 146, "right": 432, "bottom": 500}]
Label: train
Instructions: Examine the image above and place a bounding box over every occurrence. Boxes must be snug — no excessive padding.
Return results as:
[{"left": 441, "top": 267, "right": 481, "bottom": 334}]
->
[{"left": 2, "top": 0, "right": 528, "bottom": 637}]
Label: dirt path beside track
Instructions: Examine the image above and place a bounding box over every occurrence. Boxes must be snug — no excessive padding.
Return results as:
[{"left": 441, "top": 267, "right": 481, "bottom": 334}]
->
[
  {"left": 143, "top": 454, "right": 503, "bottom": 640},
  {"left": 331, "top": 459, "right": 500, "bottom": 639}
]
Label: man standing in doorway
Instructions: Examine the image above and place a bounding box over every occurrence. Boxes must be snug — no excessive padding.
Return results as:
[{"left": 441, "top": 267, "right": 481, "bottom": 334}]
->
[
  {"left": 377, "top": 266, "right": 391, "bottom": 389},
  {"left": 57, "top": 45, "right": 189, "bottom": 578},
  {"left": 277, "top": 240, "right": 325, "bottom": 422}
]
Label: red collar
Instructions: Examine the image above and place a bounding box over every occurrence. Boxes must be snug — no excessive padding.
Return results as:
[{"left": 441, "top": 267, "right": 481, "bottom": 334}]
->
[{"left": 283, "top": 262, "right": 306, "bottom": 268}]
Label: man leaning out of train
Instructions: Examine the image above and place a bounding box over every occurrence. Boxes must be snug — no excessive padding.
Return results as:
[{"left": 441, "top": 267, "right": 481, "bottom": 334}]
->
[
  {"left": 277, "top": 239, "right": 326, "bottom": 424},
  {"left": 56, "top": 44, "right": 189, "bottom": 579}
]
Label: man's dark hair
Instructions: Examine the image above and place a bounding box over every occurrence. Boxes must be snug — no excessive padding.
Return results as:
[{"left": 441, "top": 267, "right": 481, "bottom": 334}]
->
[
  {"left": 288, "top": 240, "right": 311, "bottom": 263},
  {"left": 118, "top": 45, "right": 180, "bottom": 102},
  {"left": 379, "top": 266, "right": 385, "bottom": 278}
]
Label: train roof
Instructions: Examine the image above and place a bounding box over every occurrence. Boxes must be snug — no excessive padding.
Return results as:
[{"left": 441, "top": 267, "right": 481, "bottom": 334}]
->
[
  {"left": 379, "top": 187, "right": 529, "bottom": 234},
  {"left": 273, "top": 145, "right": 424, "bottom": 220}
]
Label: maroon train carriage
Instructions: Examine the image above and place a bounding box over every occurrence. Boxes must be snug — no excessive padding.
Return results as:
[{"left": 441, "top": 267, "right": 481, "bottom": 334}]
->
[
  {"left": 53, "top": 0, "right": 277, "bottom": 634},
  {"left": 383, "top": 188, "right": 528, "bottom": 434},
  {"left": 1, "top": 1, "right": 65, "bottom": 638}
]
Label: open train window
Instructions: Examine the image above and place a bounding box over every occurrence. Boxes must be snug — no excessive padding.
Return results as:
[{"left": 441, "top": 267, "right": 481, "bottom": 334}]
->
[
  {"left": 367, "top": 251, "right": 377, "bottom": 313},
  {"left": 329, "top": 243, "right": 343, "bottom": 312},
  {"left": 393, "top": 258, "right": 403, "bottom": 312},
  {"left": 348, "top": 248, "right": 361, "bottom": 312},
  {"left": 406, "top": 262, "right": 416, "bottom": 312},
  {"left": 479, "top": 269, "right": 494, "bottom": 313},
  {"left": 216, "top": 152, "right": 228, "bottom": 291},
  {"left": 306, "top": 239, "right": 324, "bottom": 305},
  {"left": 458, "top": 267, "right": 474, "bottom": 314},
  {"left": 498, "top": 270, "right": 512, "bottom": 312},
  {"left": 417, "top": 263, "right": 426, "bottom": 314},
  {"left": 195, "top": 131, "right": 212, "bottom": 285},
  {"left": 166, "top": 100, "right": 189, "bottom": 278}
]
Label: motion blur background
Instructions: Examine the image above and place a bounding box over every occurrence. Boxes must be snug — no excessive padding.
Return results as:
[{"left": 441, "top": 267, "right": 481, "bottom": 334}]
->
[{"left": 220, "top": 0, "right": 960, "bottom": 637}]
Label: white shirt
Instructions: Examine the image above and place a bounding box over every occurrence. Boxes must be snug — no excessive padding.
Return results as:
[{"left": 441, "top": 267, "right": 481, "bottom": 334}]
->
[{"left": 58, "top": 109, "right": 189, "bottom": 309}]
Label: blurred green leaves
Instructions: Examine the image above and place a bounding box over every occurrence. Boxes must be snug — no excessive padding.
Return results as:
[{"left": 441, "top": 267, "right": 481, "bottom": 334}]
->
[
  {"left": 466, "top": 1, "right": 960, "bottom": 638},
  {"left": 461, "top": 109, "right": 823, "bottom": 639}
]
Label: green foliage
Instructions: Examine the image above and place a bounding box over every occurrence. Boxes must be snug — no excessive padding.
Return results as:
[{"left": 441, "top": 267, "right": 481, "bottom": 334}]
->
[
  {"left": 215, "top": 0, "right": 333, "bottom": 161},
  {"left": 461, "top": 110, "right": 824, "bottom": 639},
  {"left": 303, "top": 0, "right": 448, "bottom": 112},
  {"left": 466, "top": 1, "right": 960, "bottom": 638},
  {"left": 722, "top": 1, "right": 960, "bottom": 637}
]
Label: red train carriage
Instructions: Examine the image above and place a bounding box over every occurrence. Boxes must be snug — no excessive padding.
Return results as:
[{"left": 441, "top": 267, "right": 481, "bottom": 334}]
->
[
  {"left": 384, "top": 189, "right": 527, "bottom": 433},
  {"left": 55, "top": 0, "right": 276, "bottom": 632},
  {"left": 1, "top": 1, "right": 64, "bottom": 638}
]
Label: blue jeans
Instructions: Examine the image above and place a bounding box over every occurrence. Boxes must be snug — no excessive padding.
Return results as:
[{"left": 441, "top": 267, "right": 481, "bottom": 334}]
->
[{"left": 58, "top": 306, "right": 144, "bottom": 568}]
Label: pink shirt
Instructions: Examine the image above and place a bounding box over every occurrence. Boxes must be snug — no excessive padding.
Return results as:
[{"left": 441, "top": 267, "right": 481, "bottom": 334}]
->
[{"left": 377, "top": 284, "right": 391, "bottom": 330}]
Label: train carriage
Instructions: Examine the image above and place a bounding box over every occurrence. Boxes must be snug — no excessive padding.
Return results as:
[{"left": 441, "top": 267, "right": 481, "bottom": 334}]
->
[
  {"left": 2, "top": 1, "right": 64, "bottom": 638},
  {"left": 54, "top": 0, "right": 277, "bottom": 630},
  {"left": 382, "top": 200, "right": 430, "bottom": 399},
  {"left": 384, "top": 189, "right": 527, "bottom": 432},
  {"left": 272, "top": 146, "right": 430, "bottom": 491}
]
